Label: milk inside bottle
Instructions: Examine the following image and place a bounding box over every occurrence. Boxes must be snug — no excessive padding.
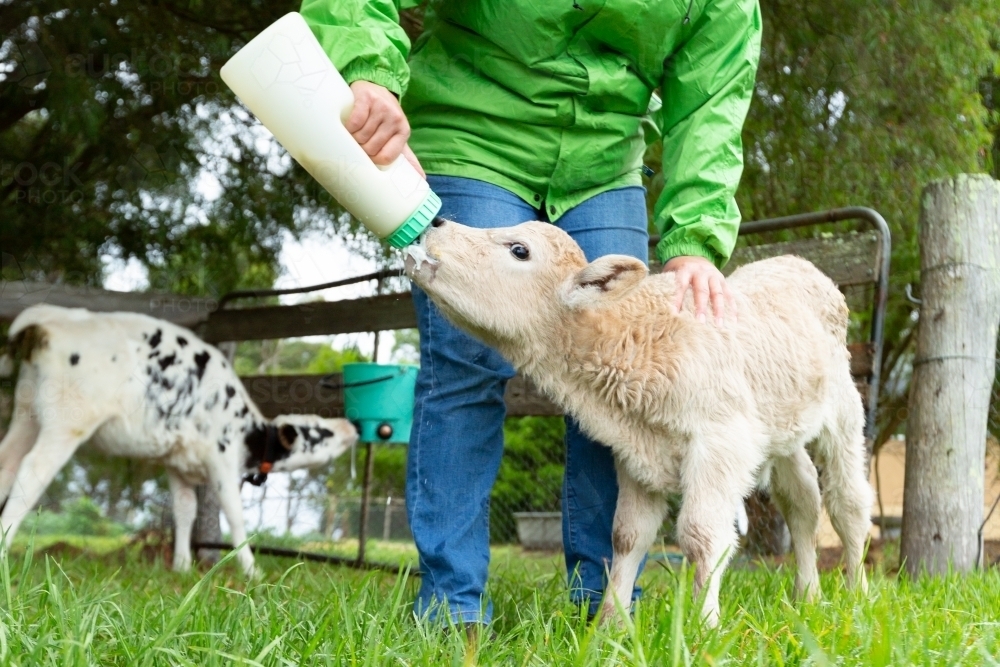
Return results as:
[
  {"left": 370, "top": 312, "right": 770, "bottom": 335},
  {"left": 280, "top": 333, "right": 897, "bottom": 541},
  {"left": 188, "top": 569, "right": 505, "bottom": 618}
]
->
[{"left": 220, "top": 12, "right": 440, "bottom": 248}]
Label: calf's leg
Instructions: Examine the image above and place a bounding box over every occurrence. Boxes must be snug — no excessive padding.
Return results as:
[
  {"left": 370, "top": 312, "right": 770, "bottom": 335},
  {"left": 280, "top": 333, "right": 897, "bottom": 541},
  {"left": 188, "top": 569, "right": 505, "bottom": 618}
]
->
[
  {"left": 676, "top": 467, "right": 747, "bottom": 627},
  {"left": 0, "top": 423, "right": 96, "bottom": 547},
  {"left": 167, "top": 471, "right": 197, "bottom": 572},
  {"left": 0, "top": 367, "right": 42, "bottom": 514},
  {"left": 209, "top": 465, "right": 257, "bottom": 578},
  {"left": 600, "top": 471, "right": 667, "bottom": 622},
  {"left": 0, "top": 411, "right": 40, "bottom": 514},
  {"left": 770, "top": 449, "right": 822, "bottom": 601}
]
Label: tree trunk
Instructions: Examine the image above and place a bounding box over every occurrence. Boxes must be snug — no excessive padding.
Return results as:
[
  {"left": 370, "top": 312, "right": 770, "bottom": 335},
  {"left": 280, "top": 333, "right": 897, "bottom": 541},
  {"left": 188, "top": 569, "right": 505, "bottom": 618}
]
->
[
  {"left": 901, "top": 174, "right": 1000, "bottom": 576},
  {"left": 194, "top": 484, "right": 222, "bottom": 565}
]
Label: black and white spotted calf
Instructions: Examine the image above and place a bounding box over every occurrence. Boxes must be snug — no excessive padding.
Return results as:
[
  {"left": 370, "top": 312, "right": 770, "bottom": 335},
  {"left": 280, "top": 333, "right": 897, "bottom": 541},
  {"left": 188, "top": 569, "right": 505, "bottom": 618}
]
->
[{"left": 0, "top": 305, "right": 357, "bottom": 576}]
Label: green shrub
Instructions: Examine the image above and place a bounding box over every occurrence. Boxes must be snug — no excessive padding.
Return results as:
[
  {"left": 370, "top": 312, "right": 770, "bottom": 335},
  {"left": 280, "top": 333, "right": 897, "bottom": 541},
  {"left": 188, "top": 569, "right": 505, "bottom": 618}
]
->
[
  {"left": 22, "top": 497, "right": 128, "bottom": 537},
  {"left": 491, "top": 416, "right": 566, "bottom": 543}
]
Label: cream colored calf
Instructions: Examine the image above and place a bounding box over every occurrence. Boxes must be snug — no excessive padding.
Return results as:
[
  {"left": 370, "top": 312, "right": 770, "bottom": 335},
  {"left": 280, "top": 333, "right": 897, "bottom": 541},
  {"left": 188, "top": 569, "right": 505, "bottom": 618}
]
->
[{"left": 406, "top": 219, "right": 872, "bottom": 625}]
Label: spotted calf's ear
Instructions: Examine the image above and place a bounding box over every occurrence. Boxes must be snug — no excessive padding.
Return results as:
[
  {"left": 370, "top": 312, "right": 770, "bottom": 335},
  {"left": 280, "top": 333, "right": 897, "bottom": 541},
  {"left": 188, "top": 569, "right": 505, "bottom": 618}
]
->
[
  {"left": 278, "top": 424, "right": 298, "bottom": 450},
  {"left": 563, "top": 255, "right": 647, "bottom": 309}
]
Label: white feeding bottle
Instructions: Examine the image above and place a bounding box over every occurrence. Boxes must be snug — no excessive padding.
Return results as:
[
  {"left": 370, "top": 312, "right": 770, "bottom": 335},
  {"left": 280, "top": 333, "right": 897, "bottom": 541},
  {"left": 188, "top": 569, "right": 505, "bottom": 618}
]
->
[{"left": 220, "top": 12, "right": 440, "bottom": 248}]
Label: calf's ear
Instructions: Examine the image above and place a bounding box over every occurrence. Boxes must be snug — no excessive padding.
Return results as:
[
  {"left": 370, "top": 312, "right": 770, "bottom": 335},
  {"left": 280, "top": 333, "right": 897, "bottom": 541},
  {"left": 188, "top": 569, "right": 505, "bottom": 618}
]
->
[
  {"left": 278, "top": 424, "right": 298, "bottom": 450},
  {"left": 563, "top": 255, "right": 647, "bottom": 308}
]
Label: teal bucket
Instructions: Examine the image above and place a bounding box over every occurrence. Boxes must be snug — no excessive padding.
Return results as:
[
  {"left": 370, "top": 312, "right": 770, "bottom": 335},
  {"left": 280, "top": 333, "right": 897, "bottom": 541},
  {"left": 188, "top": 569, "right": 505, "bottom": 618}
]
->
[{"left": 342, "top": 363, "right": 417, "bottom": 444}]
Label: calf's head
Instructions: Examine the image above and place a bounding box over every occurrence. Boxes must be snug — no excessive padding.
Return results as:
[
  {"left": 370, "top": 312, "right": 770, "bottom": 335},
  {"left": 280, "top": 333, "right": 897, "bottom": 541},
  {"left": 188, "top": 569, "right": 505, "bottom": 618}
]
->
[
  {"left": 263, "top": 415, "right": 358, "bottom": 472},
  {"left": 405, "top": 220, "right": 648, "bottom": 360}
]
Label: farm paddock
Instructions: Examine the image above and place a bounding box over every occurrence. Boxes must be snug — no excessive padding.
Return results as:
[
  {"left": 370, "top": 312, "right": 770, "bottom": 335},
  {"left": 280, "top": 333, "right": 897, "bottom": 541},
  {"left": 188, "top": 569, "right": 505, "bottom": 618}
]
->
[{"left": 4, "top": 534, "right": 1000, "bottom": 666}]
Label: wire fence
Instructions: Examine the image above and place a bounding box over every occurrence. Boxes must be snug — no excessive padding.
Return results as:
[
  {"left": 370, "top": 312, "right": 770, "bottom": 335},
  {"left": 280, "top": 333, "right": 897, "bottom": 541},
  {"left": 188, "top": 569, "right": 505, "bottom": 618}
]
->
[{"left": 230, "top": 429, "right": 567, "bottom": 550}]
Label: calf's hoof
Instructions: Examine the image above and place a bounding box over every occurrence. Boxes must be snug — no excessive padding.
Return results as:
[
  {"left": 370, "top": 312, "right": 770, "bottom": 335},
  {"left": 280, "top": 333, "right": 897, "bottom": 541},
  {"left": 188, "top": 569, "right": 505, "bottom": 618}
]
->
[
  {"left": 597, "top": 599, "right": 630, "bottom": 629},
  {"left": 850, "top": 568, "right": 869, "bottom": 594},
  {"left": 698, "top": 601, "right": 721, "bottom": 629},
  {"left": 796, "top": 579, "right": 822, "bottom": 603}
]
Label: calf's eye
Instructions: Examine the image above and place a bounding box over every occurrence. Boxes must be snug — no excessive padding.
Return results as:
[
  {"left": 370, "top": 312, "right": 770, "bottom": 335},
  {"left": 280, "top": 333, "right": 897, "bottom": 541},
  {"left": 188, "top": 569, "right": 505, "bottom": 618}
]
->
[{"left": 510, "top": 243, "right": 530, "bottom": 261}]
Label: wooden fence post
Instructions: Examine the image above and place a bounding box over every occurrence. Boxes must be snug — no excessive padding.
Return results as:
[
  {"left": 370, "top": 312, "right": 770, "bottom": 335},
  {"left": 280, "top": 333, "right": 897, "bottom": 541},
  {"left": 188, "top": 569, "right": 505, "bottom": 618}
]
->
[{"left": 901, "top": 174, "right": 1000, "bottom": 575}]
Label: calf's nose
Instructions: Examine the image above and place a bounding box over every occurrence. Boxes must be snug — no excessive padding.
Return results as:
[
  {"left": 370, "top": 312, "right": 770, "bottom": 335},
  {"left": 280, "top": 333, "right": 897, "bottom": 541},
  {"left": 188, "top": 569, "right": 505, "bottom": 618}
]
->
[{"left": 431, "top": 216, "right": 446, "bottom": 228}]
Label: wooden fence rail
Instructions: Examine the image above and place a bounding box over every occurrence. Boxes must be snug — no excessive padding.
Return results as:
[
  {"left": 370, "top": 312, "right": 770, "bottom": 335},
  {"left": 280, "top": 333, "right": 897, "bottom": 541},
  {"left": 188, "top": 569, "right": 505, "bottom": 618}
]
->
[
  {"left": 1, "top": 231, "right": 879, "bottom": 344},
  {"left": 200, "top": 231, "right": 879, "bottom": 343}
]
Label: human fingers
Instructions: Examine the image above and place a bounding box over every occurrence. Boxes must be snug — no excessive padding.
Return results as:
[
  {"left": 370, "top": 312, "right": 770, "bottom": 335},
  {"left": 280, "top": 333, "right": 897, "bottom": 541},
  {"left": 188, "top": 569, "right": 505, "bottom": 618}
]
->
[
  {"left": 351, "top": 109, "right": 382, "bottom": 145},
  {"left": 370, "top": 130, "right": 410, "bottom": 167},
  {"left": 402, "top": 144, "right": 426, "bottom": 178},
  {"left": 347, "top": 82, "right": 410, "bottom": 162},
  {"left": 672, "top": 267, "right": 690, "bottom": 313},
  {"left": 693, "top": 271, "right": 710, "bottom": 324},
  {"left": 709, "top": 274, "right": 728, "bottom": 326},
  {"left": 345, "top": 87, "right": 372, "bottom": 134},
  {"left": 359, "top": 101, "right": 408, "bottom": 153}
]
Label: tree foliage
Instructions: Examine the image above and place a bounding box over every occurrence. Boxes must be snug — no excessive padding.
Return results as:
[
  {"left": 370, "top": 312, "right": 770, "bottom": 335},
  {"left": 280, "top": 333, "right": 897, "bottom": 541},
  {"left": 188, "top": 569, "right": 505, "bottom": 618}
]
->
[
  {"left": 1, "top": 0, "right": 361, "bottom": 295},
  {"left": 232, "top": 338, "right": 365, "bottom": 376},
  {"left": 490, "top": 416, "right": 566, "bottom": 543},
  {"left": 22, "top": 496, "right": 128, "bottom": 537}
]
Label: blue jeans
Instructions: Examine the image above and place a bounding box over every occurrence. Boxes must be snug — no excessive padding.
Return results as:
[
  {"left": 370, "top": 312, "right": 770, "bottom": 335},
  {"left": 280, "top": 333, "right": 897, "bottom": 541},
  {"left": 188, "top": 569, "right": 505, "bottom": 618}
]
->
[{"left": 406, "top": 175, "right": 649, "bottom": 623}]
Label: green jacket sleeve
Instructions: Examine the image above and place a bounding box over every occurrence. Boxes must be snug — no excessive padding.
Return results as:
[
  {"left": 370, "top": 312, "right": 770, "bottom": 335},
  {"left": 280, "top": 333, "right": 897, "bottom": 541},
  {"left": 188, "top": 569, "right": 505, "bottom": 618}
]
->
[
  {"left": 299, "top": 0, "right": 412, "bottom": 97},
  {"left": 653, "top": 0, "right": 762, "bottom": 268}
]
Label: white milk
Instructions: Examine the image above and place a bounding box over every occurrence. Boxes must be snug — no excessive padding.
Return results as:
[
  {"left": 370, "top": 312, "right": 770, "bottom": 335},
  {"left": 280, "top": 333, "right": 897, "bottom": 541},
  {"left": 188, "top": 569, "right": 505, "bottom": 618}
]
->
[{"left": 220, "top": 12, "right": 440, "bottom": 248}]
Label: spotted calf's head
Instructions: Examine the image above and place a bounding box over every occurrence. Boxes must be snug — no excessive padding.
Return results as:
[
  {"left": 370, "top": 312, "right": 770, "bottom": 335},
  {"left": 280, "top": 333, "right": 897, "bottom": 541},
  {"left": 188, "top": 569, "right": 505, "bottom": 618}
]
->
[
  {"left": 267, "top": 415, "right": 358, "bottom": 473},
  {"left": 405, "top": 219, "right": 648, "bottom": 363}
]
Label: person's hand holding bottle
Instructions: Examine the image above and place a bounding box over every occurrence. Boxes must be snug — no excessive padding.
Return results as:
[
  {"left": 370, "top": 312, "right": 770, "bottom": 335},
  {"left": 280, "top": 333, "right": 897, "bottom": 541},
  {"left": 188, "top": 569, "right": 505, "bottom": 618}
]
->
[{"left": 346, "top": 81, "right": 425, "bottom": 177}]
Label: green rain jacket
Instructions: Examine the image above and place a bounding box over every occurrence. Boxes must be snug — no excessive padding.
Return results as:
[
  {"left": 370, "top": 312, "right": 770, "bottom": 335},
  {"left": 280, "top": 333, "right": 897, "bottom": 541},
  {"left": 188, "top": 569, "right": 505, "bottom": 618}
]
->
[{"left": 300, "top": 0, "right": 761, "bottom": 267}]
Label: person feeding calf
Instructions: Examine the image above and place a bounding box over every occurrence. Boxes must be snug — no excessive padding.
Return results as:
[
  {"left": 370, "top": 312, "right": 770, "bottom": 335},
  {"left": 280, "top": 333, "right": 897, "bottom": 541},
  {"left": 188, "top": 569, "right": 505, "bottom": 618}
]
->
[{"left": 221, "top": 0, "right": 766, "bottom": 624}]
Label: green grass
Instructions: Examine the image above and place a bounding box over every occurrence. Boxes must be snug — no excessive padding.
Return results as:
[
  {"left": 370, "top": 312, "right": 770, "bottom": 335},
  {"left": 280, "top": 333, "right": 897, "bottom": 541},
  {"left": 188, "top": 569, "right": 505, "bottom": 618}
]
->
[{"left": 3, "top": 536, "right": 1000, "bottom": 665}]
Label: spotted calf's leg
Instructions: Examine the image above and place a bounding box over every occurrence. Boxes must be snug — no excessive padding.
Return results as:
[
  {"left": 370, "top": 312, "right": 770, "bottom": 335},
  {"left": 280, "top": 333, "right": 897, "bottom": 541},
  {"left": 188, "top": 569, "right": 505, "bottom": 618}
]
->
[
  {"left": 209, "top": 462, "right": 257, "bottom": 578},
  {"left": 0, "top": 411, "right": 40, "bottom": 516},
  {"left": 167, "top": 470, "right": 197, "bottom": 572},
  {"left": 0, "top": 365, "right": 42, "bottom": 516},
  {"left": 600, "top": 470, "right": 668, "bottom": 623},
  {"left": 0, "top": 422, "right": 98, "bottom": 551}
]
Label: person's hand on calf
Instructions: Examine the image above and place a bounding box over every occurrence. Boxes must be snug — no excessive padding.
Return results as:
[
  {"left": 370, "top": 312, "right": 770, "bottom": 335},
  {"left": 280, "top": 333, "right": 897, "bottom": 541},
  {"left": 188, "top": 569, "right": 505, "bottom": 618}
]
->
[{"left": 663, "top": 255, "right": 736, "bottom": 327}]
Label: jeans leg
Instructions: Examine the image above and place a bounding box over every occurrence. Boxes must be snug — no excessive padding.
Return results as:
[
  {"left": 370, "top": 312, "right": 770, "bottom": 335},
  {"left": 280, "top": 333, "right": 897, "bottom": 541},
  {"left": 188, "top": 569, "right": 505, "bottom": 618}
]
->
[
  {"left": 556, "top": 186, "right": 650, "bottom": 616},
  {"left": 407, "top": 176, "right": 537, "bottom": 623}
]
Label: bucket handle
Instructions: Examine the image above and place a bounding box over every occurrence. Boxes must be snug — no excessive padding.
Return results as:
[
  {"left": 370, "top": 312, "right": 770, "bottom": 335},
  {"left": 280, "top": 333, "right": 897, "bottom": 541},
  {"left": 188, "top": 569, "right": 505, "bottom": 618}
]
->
[{"left": 320, "top": 371, "right": 401, "bottom": 391}]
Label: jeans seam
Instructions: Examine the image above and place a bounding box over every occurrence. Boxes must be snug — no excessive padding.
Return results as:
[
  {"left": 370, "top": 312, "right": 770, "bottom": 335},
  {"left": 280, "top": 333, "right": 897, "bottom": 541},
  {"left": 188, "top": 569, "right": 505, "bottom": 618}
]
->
[
  {"left": 565, "top": 433, "right": 583, "bottom": 600},
  {"left": 413, "top": 297, "right": 436, "bottom": 597},
  {"left": 565, "top": 442, "right": 578, "bottom": 556}
]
